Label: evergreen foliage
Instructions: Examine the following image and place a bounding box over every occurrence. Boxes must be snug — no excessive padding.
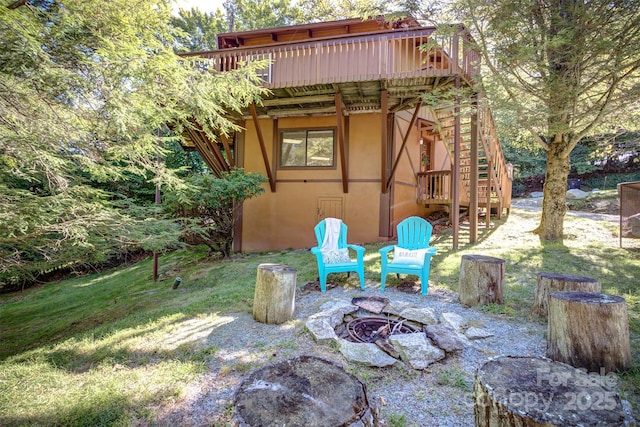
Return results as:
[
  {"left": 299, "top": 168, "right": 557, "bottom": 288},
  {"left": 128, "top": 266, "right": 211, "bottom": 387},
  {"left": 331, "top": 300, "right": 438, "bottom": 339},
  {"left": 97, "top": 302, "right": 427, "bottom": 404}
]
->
[
  {"left": 0, "top": 0, "right": 267, "bottom": 290},
  {"left": 163, "top": 169, "right": 267, "bottom": 258}
]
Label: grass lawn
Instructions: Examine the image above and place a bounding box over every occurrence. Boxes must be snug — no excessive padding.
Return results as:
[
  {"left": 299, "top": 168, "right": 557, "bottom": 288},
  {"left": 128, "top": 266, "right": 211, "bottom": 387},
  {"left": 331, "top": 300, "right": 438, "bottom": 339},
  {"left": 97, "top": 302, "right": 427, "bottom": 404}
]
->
[{"left": 0, "top": 207, "right": 639, "bottom": 426}]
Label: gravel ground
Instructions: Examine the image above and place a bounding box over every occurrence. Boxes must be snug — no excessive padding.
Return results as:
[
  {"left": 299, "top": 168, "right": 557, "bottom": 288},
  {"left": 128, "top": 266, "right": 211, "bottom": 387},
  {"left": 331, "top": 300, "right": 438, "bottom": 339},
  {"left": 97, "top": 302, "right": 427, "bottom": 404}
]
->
[{"left": 154, "top": 284, "right": 547, "bottom": 426}]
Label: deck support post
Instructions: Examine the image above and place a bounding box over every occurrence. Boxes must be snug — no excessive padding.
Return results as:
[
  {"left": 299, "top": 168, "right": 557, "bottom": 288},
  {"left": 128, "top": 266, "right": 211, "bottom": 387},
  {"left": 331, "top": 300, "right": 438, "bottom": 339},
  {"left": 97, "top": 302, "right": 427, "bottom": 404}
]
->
[
  {"left": 380, "top": 90, "right": 388, "bottom": 194},
  {"left": 452, "top": 76, "right": 461, "bottom": 249},
  {"left": 386, "top": 99, "right": 422, "bottom": 192},
  {"left": 470, "top": 93, "right": 479, "bottom": 243},
  {"left": 335, "top": 93, "right": 348, "bottom": 193},
  {"left": 250, "top": 103, "right": 276, "bottom": 192}
]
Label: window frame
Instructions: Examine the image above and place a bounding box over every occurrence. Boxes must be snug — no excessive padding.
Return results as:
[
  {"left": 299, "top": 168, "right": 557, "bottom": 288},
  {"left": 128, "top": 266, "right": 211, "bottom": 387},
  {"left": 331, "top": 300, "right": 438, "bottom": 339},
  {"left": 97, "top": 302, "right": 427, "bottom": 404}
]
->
[{"left": 278, "top": 127, "right": 337, "bottom": 170}]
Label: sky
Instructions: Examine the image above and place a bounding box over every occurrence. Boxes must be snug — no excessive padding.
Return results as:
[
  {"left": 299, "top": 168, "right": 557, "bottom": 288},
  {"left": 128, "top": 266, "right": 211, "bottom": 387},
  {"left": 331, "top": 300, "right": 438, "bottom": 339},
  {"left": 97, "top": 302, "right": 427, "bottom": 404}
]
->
[{"left": 173, "top": 0, "right": 225, "bottom": 14}]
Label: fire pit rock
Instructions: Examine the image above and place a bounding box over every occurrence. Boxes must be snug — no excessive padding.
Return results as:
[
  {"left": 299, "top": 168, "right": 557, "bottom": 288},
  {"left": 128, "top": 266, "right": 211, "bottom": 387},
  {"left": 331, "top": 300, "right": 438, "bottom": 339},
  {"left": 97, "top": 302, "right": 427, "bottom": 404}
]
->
[
  {"left": 234, "top": 355, "right": 376, "bottom": 427},
  {"left": 305, "top": 296, "right": 489, "bottom": 370}
]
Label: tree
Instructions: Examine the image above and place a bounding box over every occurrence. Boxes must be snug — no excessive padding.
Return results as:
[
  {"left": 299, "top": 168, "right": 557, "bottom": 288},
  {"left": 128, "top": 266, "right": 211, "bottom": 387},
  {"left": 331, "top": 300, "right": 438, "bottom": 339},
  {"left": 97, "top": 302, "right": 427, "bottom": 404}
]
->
[
  {"left": 452, "top": 0, "right": 640, "bottom": 240},
  {"left": 171, "top": 7, "right": 227, "bottom": 52},
  {"left": 224, "top": 0, "right": 303, "bottom": 32},
  {"left": 163, "top": 169, "right": 267, "bottom": 258},
  {"left": 0, "top": 0, "right": 267, "bottom": 289}
]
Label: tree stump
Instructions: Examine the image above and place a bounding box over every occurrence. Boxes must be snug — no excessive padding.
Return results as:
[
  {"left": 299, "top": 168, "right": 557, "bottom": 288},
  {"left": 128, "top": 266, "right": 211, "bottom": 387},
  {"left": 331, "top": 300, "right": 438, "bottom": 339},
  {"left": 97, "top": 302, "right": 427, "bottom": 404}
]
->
[
  {"left": 532, "top": 272, "right": 601, "bottom": 317},
  {"left": 253, "top": 263, "right": 296, "bottom": 325},
  {"left": 459, "top": 255, "right": 505, "bottom": 306},
  {"left": 547, "top": 291, "right": 631, "bottom": 373},
  {"left": 474, "top": 355, "right": 628, "bottom": 426},
  {"left": 234, "top": 355, "right": 375, "bottom": 427}
]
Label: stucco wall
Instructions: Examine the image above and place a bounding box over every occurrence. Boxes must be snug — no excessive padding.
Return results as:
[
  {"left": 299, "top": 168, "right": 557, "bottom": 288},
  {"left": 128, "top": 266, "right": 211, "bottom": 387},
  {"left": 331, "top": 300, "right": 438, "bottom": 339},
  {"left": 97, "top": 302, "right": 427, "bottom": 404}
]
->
[
  {"left": 240, "top": 114, "right": 386, "bottom": 252},
  {"left": 239, "top": 110, "right": 447, "bottom": 252}
]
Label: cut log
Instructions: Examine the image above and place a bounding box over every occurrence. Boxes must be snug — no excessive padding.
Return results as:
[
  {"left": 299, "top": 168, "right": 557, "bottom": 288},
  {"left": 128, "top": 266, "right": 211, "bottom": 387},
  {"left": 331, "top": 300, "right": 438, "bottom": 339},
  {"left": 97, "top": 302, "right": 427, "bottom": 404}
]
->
[
  {"left": 532, "top": 272, "right": 601, "bottom": 317},
  {"left": 474, "top": 355, "right": 628, "bottom": 426},
  {"left": 458, "top": 254, "right": 504, "bottom": 307},
  {"left": 234, "top": 355, "right": 375, "bottom": 426},
  {"left": 253, "top": 263, "right": 297, "bottom": 325},
  {"left": 547, "top": 291, "right": 631, "bottom": 373}
]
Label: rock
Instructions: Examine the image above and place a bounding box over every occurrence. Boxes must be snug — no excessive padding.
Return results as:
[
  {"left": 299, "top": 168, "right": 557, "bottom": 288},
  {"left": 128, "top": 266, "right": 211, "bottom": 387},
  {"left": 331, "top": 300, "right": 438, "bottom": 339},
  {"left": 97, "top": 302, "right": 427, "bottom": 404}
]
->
[
  {"left": 424, "top": 323, "right": 468, "bottom": 352},
  {"left": 316, "top": 300, "right": 358, "bottom": 327},
  {"left": 351, "top": 296, "right": 389, "bottom": 314},
  {"left": 398, "top": 307, "right": 438, "bottom": 325},
  {"left": 382, "top": 300, "right": 414, "bottom": 316},
  {"left": 440, "top": 312, "right": 467, "bottom": 332},
  {"left": 305, "top": 317, "right": 338, "bottom": 343},
  {"left": 530, "top": 191, "right": 544, "bottom": 198},
  {"left": 339, "top": 339, "right": 398, "bottom": 367},
  {"left": 566, "top": 188, "right": 589, "bottom": 199},
  {"left": 465, "top": 326, "right": 494, "bottom": 340},
  {"left": 389, "top": 333, "right": 445, "bottom": 369}
]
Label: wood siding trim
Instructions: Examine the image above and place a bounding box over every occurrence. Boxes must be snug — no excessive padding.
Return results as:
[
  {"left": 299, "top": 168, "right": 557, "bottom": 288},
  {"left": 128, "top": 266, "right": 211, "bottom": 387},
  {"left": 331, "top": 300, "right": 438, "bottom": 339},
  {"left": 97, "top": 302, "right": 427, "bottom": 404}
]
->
[{"left": 250, "top": 103, "right": 276, "bottom": 192}]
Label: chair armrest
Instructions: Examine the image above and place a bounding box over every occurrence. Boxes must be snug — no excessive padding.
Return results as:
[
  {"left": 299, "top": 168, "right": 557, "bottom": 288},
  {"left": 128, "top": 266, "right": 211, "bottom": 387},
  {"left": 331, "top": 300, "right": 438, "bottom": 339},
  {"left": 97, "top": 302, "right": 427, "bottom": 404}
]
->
[
  {"left": 347, "top": 244, "right": 365, "bottom": 254},
  {"left": 379, "top": 245, "right": 394, "bottom": 255},
  {"left": 420, "top": 247, "right": 438, "bottom": 264}
]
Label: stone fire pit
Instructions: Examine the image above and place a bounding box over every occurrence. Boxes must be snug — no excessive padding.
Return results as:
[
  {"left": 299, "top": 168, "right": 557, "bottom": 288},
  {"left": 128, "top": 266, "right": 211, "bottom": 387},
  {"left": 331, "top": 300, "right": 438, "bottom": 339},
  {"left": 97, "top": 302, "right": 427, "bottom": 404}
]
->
[{"left": 306, "top": 296, "right": 495, "bottom": 369}]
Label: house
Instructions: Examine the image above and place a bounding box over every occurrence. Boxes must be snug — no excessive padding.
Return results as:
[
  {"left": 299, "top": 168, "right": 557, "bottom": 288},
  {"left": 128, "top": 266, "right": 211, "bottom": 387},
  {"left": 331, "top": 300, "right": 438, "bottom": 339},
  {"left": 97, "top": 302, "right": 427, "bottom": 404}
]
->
[{"left": 179, "top": 17, "right": 512, "bottom": 252}]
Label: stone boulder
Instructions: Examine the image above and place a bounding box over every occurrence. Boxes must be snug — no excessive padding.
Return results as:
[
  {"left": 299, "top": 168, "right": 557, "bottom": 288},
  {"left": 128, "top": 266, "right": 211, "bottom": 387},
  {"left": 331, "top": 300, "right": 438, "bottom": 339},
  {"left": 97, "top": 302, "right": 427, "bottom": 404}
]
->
[
  {"left": 339, "top": 339, "right": 398, "bottom": 367},
  {"left": 389, "top": 333, "right": 445, "bottom": 370}
]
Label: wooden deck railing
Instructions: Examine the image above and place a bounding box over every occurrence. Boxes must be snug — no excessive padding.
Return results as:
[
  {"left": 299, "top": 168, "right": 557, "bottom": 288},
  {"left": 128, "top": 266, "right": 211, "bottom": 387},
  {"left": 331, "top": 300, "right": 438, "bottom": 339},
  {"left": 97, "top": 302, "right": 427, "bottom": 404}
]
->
[
  {"left": 417, "top": 171, "right": 452, "bottom": 204},
  {"left": 182, "top": 27, "right": 480, "bottom": 89},
  {"left": 478, "top": 106, "right": 513, "bottom": 212}
]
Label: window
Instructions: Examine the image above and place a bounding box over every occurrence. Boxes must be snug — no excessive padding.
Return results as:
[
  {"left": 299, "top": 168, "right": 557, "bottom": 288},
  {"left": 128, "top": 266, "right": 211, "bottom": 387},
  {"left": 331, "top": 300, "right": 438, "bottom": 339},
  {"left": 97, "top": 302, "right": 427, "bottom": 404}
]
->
[{"left": 280, "top": 129, "right": 335, "bottom": 168}]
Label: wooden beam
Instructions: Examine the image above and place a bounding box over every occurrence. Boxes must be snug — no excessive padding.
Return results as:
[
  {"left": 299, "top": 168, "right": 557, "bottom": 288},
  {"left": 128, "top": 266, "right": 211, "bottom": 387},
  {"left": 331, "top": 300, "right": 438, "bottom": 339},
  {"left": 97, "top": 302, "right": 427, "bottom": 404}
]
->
[
  {"left": 250, "top": 103, "right": 276, "bottom": 192},
  {"left": 266, "top": 106, "right": 336, "bottom": 117},
  {"left": 380, "top": 90, "right": 389, "bottom": 194},
  {"left": 220, "top": 134, "right": 235, "bottom": 167},
  {"left": 186, "top": 127, "right": 222, "bottom": 177},
  {"left": 194, "top": 122, "right": 230, "bottom": 173},
  {"left": 386, "top": 99, "right": 423, "bottom": 192},
  {"left": 452, "top": 76, "right": 461, "bottom": 249},
  {"left": 335, "top": 93, "right": 348, "bottom": 193},
  {"left": 262, "top": 94, "right": 335, "bottom": 106}
]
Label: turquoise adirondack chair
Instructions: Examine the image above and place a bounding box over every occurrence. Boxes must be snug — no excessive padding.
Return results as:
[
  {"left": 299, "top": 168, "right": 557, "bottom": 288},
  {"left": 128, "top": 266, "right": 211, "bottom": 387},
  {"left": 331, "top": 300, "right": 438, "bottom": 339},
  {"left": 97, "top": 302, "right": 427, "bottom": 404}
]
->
[
  {"left": 311, "top": 218, "right": 366, "bottom": 292},
  {"left": 379, "top": 216, "right": 437, "bottom": 296}
]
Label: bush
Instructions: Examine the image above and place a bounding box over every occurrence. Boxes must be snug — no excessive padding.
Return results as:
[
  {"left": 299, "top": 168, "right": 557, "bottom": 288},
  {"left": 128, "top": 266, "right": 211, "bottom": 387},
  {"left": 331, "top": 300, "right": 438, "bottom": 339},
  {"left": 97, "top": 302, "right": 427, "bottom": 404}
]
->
[{"left": 164, "top": 169, "right": 267, "bottom": 257}]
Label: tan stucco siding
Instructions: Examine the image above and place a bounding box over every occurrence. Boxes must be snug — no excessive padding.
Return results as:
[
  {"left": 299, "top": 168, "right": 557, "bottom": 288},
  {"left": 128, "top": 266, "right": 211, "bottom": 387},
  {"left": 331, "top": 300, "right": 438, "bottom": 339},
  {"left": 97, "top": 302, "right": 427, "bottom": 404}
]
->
[
  {"left": 240, "top": 114, "right": 386, "bottom": 252},
  {"left": 390, "top": 111, "right": 426, "bottom": 228}
]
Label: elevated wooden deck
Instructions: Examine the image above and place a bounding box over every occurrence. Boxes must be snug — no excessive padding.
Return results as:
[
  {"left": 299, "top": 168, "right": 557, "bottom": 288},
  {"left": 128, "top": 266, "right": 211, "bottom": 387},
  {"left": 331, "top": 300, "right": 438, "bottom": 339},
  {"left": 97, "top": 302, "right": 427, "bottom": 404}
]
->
[{"left": 180, "top": 25, "right": 479, "bottom": 119}]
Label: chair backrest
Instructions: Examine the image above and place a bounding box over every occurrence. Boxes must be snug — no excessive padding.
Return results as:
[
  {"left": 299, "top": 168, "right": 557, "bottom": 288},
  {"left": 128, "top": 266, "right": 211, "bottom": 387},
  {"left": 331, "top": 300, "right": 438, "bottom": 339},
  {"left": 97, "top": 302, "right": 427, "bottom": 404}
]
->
[
  {"left": 314, "top": 218, "right": 348, "bottom": 249},
  {"left": 396, "top": 216, "right": 433, "bottom": 249}
]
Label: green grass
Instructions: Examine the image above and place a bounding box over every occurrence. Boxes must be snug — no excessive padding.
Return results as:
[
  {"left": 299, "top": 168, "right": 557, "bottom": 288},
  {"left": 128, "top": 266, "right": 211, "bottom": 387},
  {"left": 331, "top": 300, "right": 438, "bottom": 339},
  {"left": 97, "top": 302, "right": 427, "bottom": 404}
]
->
[{"left": 1, "top": 208, "right": 639, "bottom": 425}]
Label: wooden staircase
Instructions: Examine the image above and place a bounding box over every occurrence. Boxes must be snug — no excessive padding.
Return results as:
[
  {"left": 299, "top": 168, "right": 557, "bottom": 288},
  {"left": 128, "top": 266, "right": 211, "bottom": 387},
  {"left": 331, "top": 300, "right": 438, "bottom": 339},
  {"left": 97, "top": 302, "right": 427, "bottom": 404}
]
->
[{"left": 420, "top": 104, "right": 512, "bottom": 218}]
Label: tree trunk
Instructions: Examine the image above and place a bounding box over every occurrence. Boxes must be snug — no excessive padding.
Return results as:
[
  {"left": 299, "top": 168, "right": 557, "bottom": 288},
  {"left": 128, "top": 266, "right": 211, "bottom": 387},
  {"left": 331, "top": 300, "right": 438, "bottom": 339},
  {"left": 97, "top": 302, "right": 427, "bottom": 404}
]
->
[
  {"left": 537, "top": 140, "right": 570, "bottom": 241},
  {"left": 253, "top": 263, "right": 297, "bottom": 325},
  {"left": 458, "top": 255, "right": 505, "bottom": 307},
  {"left": 532, "top": 272, "right": 601, "bottom": 317},
  {"left": 547, "top": 291, "right": 631, "bottom": 373},
  {"left": 234, "top": 355, "right": 375, "bottom": 426},
  {"left": 474, "top": 355, "right": 628, "bottom": 426}
]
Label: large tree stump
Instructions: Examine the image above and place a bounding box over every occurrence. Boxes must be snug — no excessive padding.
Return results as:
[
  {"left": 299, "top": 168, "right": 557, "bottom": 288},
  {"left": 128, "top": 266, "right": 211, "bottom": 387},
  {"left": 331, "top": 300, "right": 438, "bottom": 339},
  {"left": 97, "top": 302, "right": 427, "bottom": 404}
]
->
[
  {"left": 253, "top": 263, "right": 296, "bottom": 325},
  {"left": 234, "top": 356, "right": 375, "bottom": 426},
  {"left": 547, "top": 291, "right": 631, "bottom": 373},
  {"left": 474, "top": 355, "right": 628, "bottom": 426},
  {"left": 459, "top": 255, "right": 505, "bottom": 306},
  {"left": 532, "top": 272, "right": 601, "bottom": 317}
]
